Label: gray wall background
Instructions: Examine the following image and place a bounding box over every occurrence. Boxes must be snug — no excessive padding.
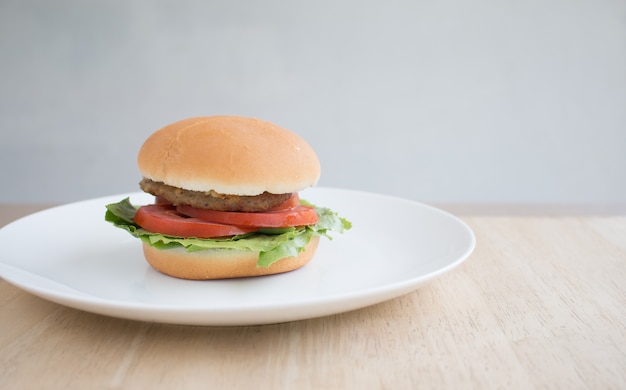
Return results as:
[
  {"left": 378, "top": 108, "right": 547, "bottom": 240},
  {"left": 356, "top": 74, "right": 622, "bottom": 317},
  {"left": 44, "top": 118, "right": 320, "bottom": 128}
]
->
[{"left": 1, "top": 0, "right": 625, "bottom": 204}]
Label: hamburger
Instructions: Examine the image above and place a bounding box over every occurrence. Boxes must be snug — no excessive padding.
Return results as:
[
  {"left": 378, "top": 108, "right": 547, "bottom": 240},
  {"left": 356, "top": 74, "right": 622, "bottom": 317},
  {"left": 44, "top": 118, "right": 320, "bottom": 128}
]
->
[{"left": 105, "top": 116, "right": 351, "bottom": 279}]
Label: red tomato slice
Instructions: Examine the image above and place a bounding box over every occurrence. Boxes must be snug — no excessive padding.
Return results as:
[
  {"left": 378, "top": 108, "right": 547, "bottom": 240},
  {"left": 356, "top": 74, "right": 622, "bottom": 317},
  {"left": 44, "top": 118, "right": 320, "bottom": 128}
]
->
[
  {"left": 176, "top": 204, "right": 319, "bottom": 228},
  {"left": 266, "top": 193, "right": 300, "bottom": 211},
  {"left": 135, "top": 204, "right": 257, "bottom": 238}
]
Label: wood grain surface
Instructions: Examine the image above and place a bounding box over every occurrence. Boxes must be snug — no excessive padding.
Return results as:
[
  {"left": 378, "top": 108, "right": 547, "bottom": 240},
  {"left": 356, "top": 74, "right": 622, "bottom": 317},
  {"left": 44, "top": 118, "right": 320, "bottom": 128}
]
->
[{"left": 1, "top": 206, "right": 625, "bottom": 389}]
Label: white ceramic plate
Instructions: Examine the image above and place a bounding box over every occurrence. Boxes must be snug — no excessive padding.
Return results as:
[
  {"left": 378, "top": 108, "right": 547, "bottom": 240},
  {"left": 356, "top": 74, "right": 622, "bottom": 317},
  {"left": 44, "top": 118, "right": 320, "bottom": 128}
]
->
[{"left": 0, "top": 188, "right": 475, "bottom": 326}]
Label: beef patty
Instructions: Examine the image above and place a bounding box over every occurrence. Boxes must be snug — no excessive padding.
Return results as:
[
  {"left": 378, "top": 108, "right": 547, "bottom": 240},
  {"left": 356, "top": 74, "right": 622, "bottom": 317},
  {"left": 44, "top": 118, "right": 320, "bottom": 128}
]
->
[{"left": 139, "top": 178, "right": 292, "bottom": 212}]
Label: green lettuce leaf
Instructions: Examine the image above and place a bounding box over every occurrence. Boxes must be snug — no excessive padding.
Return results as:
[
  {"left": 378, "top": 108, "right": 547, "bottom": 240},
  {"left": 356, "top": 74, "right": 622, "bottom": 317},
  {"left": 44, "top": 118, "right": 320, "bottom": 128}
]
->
[{"left": 105, "top": 197, "right": 351, "bottom": 268}]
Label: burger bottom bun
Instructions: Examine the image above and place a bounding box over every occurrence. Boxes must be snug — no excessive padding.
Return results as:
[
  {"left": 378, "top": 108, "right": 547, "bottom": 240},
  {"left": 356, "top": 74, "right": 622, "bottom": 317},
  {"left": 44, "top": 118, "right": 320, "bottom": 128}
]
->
[{"left": 142, "top": 235, "right": 320, "bottom": 280}]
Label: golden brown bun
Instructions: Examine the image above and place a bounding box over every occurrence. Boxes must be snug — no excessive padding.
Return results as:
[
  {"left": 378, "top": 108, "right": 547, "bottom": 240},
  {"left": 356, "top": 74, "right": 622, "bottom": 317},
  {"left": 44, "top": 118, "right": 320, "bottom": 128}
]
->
[
  {"left": 142, "top": 236, "right": 320, "bottom": 280},
  {"left": 137, "top": 116, "right": 321, "bottom": 196}
]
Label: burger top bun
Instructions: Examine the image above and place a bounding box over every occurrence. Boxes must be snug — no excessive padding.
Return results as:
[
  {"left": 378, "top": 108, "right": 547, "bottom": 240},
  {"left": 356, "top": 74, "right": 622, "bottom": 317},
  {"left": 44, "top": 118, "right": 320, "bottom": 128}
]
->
[{"left": 137, "top": 116, "right": 321, "bottom": 196}]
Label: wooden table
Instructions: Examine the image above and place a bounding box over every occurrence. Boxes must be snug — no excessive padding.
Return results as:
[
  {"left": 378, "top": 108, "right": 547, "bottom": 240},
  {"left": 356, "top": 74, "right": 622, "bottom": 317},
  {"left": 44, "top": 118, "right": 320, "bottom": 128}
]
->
[{"left": 1, "top": 204, "right": 625, "bottom": 389}]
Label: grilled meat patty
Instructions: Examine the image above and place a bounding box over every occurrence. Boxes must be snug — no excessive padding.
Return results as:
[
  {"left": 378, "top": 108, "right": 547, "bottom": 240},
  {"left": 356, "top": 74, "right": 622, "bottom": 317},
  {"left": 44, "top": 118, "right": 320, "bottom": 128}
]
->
[{"left": 139, "top": 178, "right": 292, "bottom": 212}]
